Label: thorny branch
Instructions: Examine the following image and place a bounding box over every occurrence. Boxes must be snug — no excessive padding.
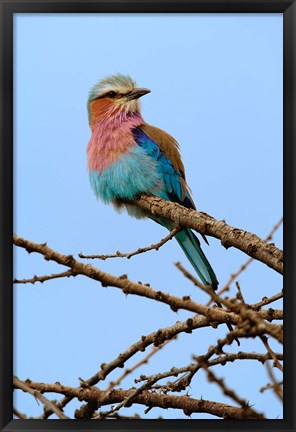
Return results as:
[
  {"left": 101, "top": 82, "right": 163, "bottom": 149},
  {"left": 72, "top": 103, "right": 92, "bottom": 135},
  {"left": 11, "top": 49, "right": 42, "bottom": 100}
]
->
[
  {"left": 13, "top": 209, "right": 283, "bottom": 420},
  {"left": 251, "top": 291, "right": 283, "bottom": 310},
  {"left": 14, "top": 235, "right": 272, "bottom": 330},
  {"left": 174, "top": 262, "right": 283, "bottom": 344},
  {"left": 210, "top": 217, "right": 283, "bottom": 302},
  {"left": 135, "top": 351, "right": 283, "bottom": 391},
  {"left": 39, "top": 315, "right": 214, "bottom": 420},
  {"left": 132, "top": 195, "right": 283, "bottom": 274},
  {"left": 13, "top": 377, "right": 68, "bottom": 419},
  {"left": 13, "top": 236, "right": 283, "bottom": 342},
  {"left": 105, "top": 341, "right": 172, "bottom": 392},
  {"left": 13, "top": 269, "right": 75, "bottom": 285},
  {"left": 13, "top": 408, "right": 27, "bottom": 420},
  {"left": 79, "top": 227, "right": 180, "bottom": 260},
  {"left": 13, "top": 378, "right": 264, "bottom": 419},
  {"left": 265, "top": 361, "right": 283, "bottom": 402},
  {"left": 197, "top": 359, "right": 262, "bottom": 417}
]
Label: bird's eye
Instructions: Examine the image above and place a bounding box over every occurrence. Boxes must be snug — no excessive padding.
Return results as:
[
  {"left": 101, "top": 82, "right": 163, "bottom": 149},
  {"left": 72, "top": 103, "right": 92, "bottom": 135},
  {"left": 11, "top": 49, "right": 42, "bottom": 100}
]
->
[{"left": 107, "top": 91, "right": 117, "bottom": 98}]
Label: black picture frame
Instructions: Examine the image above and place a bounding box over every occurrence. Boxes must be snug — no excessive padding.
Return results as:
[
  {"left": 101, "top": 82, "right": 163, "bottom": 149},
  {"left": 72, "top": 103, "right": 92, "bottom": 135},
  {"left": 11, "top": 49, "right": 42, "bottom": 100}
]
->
[{"left": 0, "top": 0, "right": 294, "bottom": 431}]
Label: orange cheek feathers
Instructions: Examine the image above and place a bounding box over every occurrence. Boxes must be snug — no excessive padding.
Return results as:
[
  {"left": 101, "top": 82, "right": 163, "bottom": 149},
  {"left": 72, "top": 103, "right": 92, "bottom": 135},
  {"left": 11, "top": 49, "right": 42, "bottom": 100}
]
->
[{"left": 89, "top": 99, "right": 115, "bottom": 130}]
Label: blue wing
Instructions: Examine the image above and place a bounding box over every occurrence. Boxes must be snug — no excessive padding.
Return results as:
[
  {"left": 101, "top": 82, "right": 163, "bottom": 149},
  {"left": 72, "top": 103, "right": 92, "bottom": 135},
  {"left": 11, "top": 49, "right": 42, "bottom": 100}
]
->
[{"left": 132, "top": 127, "right": 194, "bottom": 209}]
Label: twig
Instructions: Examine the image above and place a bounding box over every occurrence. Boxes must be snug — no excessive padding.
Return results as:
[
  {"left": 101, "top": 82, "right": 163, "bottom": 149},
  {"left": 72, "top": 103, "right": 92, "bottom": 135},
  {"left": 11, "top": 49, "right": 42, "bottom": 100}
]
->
[
  {"left": 175, "top": 261, "right": 240, "bottom": 345},
  {"left": 251, "top": 291, "right": 283, "bottom": 310},
  {"left": 175, "top": 262, "right": 283, "bottom": 344},
  {"left": 198, "top": 359, "right": 263, "bottom": 418},
  {"left": 94, "top": 379, "right": 156, "bottom": 419},
  {"left": 260, "top": 335, "right": 283, "bottom": 372},
  {"left": 235, "top": 281, "right": 245, "bottom": 304},
  {"left": 36, "top": 396, "right": 69, "bottom": 420},
  {"left": 13, "top": 407, "right": 27, "bottom": 419},
  {"left": 208, "top": 217, "right": 283, "bottom": 303},
  {"left": 213, "top": 257, "right": 254, "bottom": 301},
  {"left": 265, "top": 361, "right": 283, "bottom": 402},
  {"left": 99, "top": 412, "right": 142, "bottom": 420},
  {"left": 106, "top": 341, "right": 172, "bottom": 392},
  {"left": 135, "top": 351, "right": 283, "bottom": 388},
  {"left": 260, "top": 381, "right": 283, "bottom": 394},
  {"left": 79, "top": 227, "right": 180, "bottom": 260},
  {"left": 197, "top": 351, "right": 283, "bottom": 367},
  {"left": 172, "top": 323, "right": 276, "bottom": 391},
  {"left": 13, "top": 269, "right": 75, "bottom": 285},
  {"left": 265, "top": 217, "right": 284, "bottom": 241},
  {"left": 13, "top": 376, "right": 68, "bottom": 419}
]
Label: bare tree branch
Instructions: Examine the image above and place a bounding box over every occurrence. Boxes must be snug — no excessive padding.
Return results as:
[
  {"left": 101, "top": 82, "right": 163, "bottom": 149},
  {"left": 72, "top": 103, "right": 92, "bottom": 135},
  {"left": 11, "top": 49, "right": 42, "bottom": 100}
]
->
[
  {"left": 170, "top": 324, "right": 278, "bottom": 392},
  {"left": 198, "top": 359, "right": 263, "bottom": 417},
  {"left": 135, "top": 351, "right": 283, "bottom": 390},
  {"left": 13, "top": 269, "right": 75, "bottom": 285},
  {"left": 265, "top": 362, "right": 283, "bottom": 402},
  {"left": 15, "top": 379, "right": 265, "bottom": 419},
  {"left": 13, "top": 407, "right": 27, "bottom": 419},
  {"left": 132, "top": 195, "right": 283, "bottom": 274},
  {"left": 13, "top": 208, "right": 283, "bottom": 421},
  {"left": 251, "top": 291, "right": 283, "bottom": 310},
  {"left": 100, "top": 412, "right": 142, "bottom": 420},
  {"left": 12, "top": 235, "right": 253, "bottom": 326},
  {"left": 106, "top": 340, "right": 173, "bottom": 392},
  {"left": 79, "top": 227, "right": 180, "bottom": 260},
  {"left": 39, "top": 315, "right": 213, "bottom": 419},
  {"left": 260, "top": 336, "right": 283, "bottom": 372},
  {"left": 13, "top": 376, "right": 68, "bottom": 419},
  {"left": 212, "top": 217, "right": 283, "bottom": 301},
  {"left": 175, "top": 262, "right": 283, "bottom": 344}
]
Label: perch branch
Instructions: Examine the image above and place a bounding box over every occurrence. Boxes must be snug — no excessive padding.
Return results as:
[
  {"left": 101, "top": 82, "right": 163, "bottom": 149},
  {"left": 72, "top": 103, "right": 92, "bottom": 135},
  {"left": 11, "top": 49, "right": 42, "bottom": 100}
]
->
[{"left": 132, "top": 195, "right": 283, "bottom": 274}]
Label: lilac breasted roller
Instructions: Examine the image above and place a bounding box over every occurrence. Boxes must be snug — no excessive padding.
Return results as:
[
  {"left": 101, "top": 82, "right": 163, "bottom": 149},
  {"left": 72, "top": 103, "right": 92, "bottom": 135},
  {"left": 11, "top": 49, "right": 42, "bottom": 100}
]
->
[{"left": 87, "top": 74, "right": 219, "bottom": 290}]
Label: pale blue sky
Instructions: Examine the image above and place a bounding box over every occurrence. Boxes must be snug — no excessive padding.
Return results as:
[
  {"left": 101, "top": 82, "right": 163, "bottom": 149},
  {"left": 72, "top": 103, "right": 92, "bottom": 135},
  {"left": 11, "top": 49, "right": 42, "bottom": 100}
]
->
[{"left": 14, "top": 13, "right": 283, "bottom": 419}]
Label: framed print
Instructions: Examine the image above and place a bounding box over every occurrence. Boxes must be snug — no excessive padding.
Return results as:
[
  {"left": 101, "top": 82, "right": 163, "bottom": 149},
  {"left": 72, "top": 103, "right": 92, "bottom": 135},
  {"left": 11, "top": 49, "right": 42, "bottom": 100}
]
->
[{"left": 1, "top": 0, "right": 294, "bottom": 431}]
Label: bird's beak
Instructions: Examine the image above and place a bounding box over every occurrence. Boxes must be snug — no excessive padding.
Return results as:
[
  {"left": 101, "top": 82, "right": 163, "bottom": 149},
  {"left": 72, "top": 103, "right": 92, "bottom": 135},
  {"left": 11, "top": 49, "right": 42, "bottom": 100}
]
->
[{"left": 124, "top": 88, "right": 151, "bottom": 101}]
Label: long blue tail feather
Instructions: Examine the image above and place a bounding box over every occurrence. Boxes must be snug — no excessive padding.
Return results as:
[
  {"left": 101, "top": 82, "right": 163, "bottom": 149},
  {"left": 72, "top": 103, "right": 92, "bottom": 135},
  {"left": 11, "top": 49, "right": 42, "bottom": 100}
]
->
[
  {"left": 174, "top": 229, "right": 240, "bottom": 344},
  {"left": 175, "top": 228, "right": 218, "bottom": 290}
]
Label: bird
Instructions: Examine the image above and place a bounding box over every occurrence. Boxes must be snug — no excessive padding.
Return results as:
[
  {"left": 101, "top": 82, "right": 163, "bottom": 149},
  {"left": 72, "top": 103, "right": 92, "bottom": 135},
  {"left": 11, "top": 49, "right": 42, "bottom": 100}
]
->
[{"left": 86, "top": 73, "right": 218, "bottom": 290}]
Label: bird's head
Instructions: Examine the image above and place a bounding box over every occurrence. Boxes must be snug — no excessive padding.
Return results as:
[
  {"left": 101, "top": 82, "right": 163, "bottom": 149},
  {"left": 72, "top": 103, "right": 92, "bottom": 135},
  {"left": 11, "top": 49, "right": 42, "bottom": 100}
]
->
[{"left": 87, "top": 74, "right": 150, "bottom": 126}]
